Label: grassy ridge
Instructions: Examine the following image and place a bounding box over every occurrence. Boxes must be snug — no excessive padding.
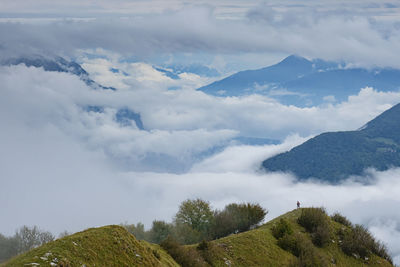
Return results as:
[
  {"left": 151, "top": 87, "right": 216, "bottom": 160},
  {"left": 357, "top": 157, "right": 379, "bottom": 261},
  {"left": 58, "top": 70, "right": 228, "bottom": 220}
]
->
[
  {"left": 2, "top": 225, "right": 179, "bottom": 267},
  {"left": 194, "top": 209, "right": 393, "bottom": 267},
  {"left": 3, "top": 209, "right": 394, "bottom": 267}
]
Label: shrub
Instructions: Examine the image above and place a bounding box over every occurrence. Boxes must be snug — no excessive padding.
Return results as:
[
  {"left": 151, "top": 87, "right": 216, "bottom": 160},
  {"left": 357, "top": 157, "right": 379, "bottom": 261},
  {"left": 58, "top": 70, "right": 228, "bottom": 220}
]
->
[
  {"left": 197, "top": 240, "right": 222, "bottom": 265},
  {"left": 211, "top": 203, "right": 267, "bottom": 239},
  {"left": 160, "top": 236, "right": 207, "bottom": 267},
  {"left": 297, "top": 207, "right": 331, "bottom": 247},
  {"left": 311, "top": 225, "right": 331, "bottom": 247},
  {"left": 297, "top": 207, "right": 328, "bottom": 233},
  {"left": 148, "top": 220, "right": 173, "bottom": 244},
  {"left": 175, "top": 199, "right": 214, "bottom": 238},
  {"left": 210, "top": 210, "right": 235, "bottom": 239},
  {"left": 331, "top": 212, "right": 352, "bottom": 227},
  {"left": 341, "top": 224, "right": 392, "bottom": 263},
  {"left": 271, "top": 219, "right": 293, "bottom": 239},
  {"left": 278, "top": 233, "right": 328, "bottom": 267},
  {"left": 173, "top": 223, "right": 203, "bottom": 245},
  {"left": 121, "top": 222, "right": 148, "bottom": 240},
  {"left": 277, "top": 234, "right": 301, "bottom": 256}
]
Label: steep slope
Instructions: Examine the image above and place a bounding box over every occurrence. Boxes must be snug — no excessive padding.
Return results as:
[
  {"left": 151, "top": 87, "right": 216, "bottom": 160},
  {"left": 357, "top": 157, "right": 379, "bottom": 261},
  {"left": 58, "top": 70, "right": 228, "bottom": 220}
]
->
[
  {"left": 198, "top": 55, "right": 400, "bottom": 106},
  {"left": 3, "top": 225, "right": 178, "bottom": 267},
  {"left": 190, "top": 209, "right": 393, "bottom": 267},
  {"left": 262, "top": 103, "right": 400, "bottom": 183}
]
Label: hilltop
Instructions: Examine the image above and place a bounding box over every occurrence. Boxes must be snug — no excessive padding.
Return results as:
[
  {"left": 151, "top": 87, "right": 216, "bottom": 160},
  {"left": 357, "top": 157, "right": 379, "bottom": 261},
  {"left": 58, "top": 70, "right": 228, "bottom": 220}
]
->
[
  {"left": 3, "top": 209, "right": 393, "bottom": 267},
  {"left": 262, "top": 103, "right": 400, "bottom": 183},
  {"left": 2, "top": 225, "right": 178, "bottom": 267},
  {"left": 164, "top": 208, "right": 393, "bottom": 267}
]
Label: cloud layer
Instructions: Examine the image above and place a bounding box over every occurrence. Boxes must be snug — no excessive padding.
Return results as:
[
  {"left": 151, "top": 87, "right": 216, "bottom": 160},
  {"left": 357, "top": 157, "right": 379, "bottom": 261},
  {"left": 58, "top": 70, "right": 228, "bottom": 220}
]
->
[
  {"left": 1, "top": 64, "right": 400, "bottom": 263},
  {"left": 2, "top": 2, "right": 400, "bottom": 69}
]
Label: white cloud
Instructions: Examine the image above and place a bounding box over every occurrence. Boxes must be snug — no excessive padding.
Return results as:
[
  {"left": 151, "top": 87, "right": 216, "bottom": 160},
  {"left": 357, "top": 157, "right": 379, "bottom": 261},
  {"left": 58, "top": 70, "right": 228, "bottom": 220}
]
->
[
  {"left": 2, "top": 64, "right": 400, "bottom": 263},
  {"left": 2, "top": 3, "right": 400, "bottom": 68}
]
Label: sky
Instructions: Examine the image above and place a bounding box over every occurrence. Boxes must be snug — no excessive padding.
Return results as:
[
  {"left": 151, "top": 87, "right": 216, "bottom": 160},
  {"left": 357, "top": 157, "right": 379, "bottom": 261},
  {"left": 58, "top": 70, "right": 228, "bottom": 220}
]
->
[{"left": 1, "top": 0, "right": 400, "bottom": 264}]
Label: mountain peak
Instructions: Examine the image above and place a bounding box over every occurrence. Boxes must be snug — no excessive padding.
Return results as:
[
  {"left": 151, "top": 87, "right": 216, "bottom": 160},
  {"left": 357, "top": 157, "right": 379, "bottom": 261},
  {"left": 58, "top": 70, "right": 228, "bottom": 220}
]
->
[{"left": 278, "top": 55, "right": 311, "bottom": 65}]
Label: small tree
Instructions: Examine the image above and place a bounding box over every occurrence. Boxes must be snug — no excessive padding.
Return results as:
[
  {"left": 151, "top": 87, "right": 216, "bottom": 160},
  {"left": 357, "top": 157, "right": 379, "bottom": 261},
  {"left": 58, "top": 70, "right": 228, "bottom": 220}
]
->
[
  {"left": 0, "top": 234, "right": 18, "bottom": 263},
  {"left": 122, "top": 222, "right": 147, "bottom": 240},
  {"left": 175, "top": 199, "right": 214, "bottom": 238},
  {"left": 148, "top": 220, "right": 173, "bottom": 244},
  {"left": 15, "top": 226, "right": 54, "bottom": 253}
]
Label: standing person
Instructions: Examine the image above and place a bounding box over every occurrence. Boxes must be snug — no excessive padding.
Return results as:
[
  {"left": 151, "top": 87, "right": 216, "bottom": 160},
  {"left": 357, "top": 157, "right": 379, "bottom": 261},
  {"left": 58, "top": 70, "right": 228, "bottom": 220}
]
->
[{"left": 297, "top": 201, "right": 300, "bottom": 209}]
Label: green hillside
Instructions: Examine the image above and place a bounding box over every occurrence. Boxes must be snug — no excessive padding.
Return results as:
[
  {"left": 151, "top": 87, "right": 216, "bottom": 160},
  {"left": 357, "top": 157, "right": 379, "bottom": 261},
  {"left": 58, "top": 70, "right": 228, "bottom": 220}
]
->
[
  {"left": 198, "top": 209, "right": 393, "bottom": 267},
  {"left": 3, "top": 209, "right": 393, "bottom": 267},
  {"left": 262, "top": 103, "right": 400, "bottom": 183},
  {"left": 2, "top": 225, "right": 179, "bottom": 267}
]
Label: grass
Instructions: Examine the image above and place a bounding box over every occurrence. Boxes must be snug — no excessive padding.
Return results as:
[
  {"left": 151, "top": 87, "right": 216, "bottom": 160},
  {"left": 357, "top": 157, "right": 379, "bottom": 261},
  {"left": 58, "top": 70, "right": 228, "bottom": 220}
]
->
[
  {"left": 199, "top": 209, "right": 393, "bottom": 267},
  {"left": 3, "top": 209, "right": 394, "bottom": 267},
  {"left": 2, "top": 225, "right": 179, "bottom": 267}
]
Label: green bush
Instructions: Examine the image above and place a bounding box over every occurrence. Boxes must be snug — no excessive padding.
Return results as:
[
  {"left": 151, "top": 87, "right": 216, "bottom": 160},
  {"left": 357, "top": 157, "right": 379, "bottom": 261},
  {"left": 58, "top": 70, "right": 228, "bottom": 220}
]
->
[
  {"left": 341, "top": 224, "right": 392, "bottom": 264},
  {"left": 160, "top": 236, "right": 207, "bottom": 267},
  {"left": 211, "top": 203, "right": 267, "bottom": 239},
  {"left": 277, "top": 234, "right": 301, "bottom": 256},
  {"left": 278, "top": 233, "right": 328, "bottom": 267},
  {"left": 271, "top": 219, "right": 293, "bottom": 239},
  {"left": 311, "top": 225, "right": 331, "bottom": 247},
  {"left": 148, "top": 220, "right": 173, "bottom": 244},
  {"left": 331, "top": 212, "right": 352, "bottom": 227},
  {"left": 175, "top": 199, "right": 214, "bottom": 238},
  {"left": 297, "top": 208, "right": 331, "bottom": 247},
  {"left": 298, "top": 208, "right": 328, "bottom": 233},
  {"left": 197, "top": 240, "right": 222, "bottom": 265}
]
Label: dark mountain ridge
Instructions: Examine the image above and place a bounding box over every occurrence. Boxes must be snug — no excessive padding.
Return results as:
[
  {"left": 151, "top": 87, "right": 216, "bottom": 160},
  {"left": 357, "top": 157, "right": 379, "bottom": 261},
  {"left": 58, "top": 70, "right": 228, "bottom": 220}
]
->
[{"left": 262, "top": 103, "right": 400, "bottom": 183}]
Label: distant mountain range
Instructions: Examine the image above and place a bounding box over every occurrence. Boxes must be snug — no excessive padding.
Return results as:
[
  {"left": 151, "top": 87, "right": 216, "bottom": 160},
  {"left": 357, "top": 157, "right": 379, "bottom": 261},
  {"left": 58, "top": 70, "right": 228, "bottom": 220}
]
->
[
  {"left": 2, "top": 55, "right": 117, "bottom": 91},
  {"left": 198, "top": 55, "right": 400, "bottom": 106},
  {"left": 262, "top": 103, "right": 400, "bottom": 183},
  {"left": 1, "top": 55, "right": 144, "bottom": 130}
]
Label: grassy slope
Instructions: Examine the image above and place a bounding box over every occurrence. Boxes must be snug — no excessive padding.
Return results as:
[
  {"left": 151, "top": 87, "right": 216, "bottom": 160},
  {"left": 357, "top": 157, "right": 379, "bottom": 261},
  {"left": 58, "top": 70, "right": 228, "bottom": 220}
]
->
[
  {"left": 3, "top": 209, "right": 394, "bottom": 267},
  {"left": 2, "top": 225, "right": 179, "bottom": 267},
  {"left": 202, "top": 209, "right": 393, "bottom": 267}
]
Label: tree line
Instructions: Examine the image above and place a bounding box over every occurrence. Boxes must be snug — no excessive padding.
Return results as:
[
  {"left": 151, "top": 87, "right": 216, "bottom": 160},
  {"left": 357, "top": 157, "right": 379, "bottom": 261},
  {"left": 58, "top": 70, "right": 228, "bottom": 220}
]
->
[
  {"left": 121, "top": 198, "right": 267, "bottom": 245},
  {"left": 0, "top": 198, "right": 266, "bottom": 263},
  {"left": 0, "top": 226, "right": 55, "bottom": 263}
]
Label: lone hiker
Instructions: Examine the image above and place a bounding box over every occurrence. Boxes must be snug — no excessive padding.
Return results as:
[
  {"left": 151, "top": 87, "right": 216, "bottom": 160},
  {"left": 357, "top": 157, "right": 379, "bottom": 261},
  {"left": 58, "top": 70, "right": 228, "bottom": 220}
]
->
[{"left": 297, "top": 201, "right": 300, "bottom": 209}]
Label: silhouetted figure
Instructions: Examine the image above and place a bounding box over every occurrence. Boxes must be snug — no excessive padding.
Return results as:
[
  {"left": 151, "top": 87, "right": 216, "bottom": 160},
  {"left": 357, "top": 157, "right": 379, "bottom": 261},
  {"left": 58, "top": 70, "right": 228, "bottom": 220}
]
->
[{"left": 297, "top": 201, "right": 300, "bottom": 209}]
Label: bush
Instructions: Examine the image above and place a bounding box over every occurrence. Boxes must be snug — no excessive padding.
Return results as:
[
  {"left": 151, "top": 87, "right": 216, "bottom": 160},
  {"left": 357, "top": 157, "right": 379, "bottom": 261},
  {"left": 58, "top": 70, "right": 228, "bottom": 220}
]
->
[
  {"left": 298, "top": 208, "right": 328, "bottom": 233},
  {"left": 277, "top": 234, "right": 301, "bottom": 256},
  {"left": 211, "top": 203, "right": 267, "bottom": 239},
  {"left": 148, "top": 220, "right": 173, "bottom": 244},
  {"left": 173, "top": 223, "right": 203, "bottom": 245},
  {"left": 311, "top": 225, "right": 331, "bottom": 248},
  {"left": 297, "top": 208, "right": 331, "bottom": 247},
  {"left": 121, "top": 222, "right": 148, "bottom": 240},
  {"left": 175, "top": 199, "right": 214, "bottom": 238},
  {"left": 271, "top": 219, "right": 293, "bottom": 239},
  {"left": 160, "top": 236, "right": 207, "bottom": 267},
  {"left": 278, "top": 233, "right": 328, "bottom": 267},
  {"left": 197, "top": 240, "right": 222, "bottom": 265},
  {"left": 331, "top": 212, "right": 352, "bottom": 227},
  {"left": 341, "top": 224, "right": 392, "bottom": 263}
]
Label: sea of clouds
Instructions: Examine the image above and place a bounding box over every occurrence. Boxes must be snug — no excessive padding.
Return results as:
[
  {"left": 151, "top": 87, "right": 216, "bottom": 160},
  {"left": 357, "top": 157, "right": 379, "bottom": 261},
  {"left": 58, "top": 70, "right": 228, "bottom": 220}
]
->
[
  {"left": 2, "top": 1, "right": 400, "bottom": 263},
  {"left": 1, "top": 64, "right": 400, "bottom": 263}
]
